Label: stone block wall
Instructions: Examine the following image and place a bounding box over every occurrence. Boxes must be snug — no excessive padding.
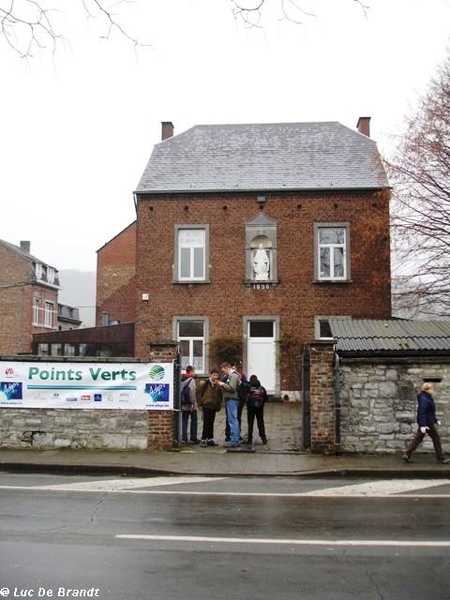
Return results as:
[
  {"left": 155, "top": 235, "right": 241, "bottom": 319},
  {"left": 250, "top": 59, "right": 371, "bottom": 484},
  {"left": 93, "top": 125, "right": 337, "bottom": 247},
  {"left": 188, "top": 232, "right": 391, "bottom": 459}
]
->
[
  {"left": 0, "top": 408, "right": 148, "bottom": 450},
  {"left": 339, "top": 358, "right": 450, "bottom": 454}
]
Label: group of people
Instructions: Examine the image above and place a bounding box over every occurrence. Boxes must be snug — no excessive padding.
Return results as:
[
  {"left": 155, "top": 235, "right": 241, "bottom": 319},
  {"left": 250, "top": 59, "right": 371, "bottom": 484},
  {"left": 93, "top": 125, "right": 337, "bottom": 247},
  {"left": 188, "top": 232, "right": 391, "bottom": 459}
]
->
[{"left": 180, "top": 362, "right": 267, "bottom": 450}]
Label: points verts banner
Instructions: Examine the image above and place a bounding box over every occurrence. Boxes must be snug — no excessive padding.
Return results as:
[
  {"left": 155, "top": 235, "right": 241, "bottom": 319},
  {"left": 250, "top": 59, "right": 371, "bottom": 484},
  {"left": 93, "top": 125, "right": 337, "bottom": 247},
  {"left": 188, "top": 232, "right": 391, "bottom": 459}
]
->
[{"left": 0, "top": 362, "right": 174, "bottom": 410}]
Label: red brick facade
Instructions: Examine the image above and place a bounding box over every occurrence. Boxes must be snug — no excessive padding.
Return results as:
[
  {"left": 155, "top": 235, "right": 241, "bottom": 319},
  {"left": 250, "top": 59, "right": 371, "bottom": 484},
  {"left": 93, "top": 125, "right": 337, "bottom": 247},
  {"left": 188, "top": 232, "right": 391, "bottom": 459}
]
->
[
  {"left": 134, "top": 189, "right": 391, "bottom": 392},
  {"left": 96, "top": 222, "right": 137, "bottom": 327},
  {"left": 0, "top": 243, "right": 59, "bottom": 355}
]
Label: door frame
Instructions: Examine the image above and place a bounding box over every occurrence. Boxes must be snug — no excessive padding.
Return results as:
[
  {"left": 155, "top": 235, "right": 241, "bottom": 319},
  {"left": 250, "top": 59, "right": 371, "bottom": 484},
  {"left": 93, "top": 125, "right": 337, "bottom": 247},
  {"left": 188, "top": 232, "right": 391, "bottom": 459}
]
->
[{"left": 243, "top": 315, "right": 279, "bottom": 395}]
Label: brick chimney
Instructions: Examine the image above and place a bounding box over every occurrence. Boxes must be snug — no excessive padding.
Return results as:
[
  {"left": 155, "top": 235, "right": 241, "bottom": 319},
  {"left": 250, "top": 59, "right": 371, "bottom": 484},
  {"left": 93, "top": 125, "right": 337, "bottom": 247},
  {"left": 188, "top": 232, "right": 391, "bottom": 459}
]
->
[
  {"left": 20, "top": 240, "right": 30, "bottom": 253},
  {"left": 161, "top": 121, "right": 174, "bottom": 141},
  {"left": 357, "top": 117, "right": 371, "bottom": 137}
]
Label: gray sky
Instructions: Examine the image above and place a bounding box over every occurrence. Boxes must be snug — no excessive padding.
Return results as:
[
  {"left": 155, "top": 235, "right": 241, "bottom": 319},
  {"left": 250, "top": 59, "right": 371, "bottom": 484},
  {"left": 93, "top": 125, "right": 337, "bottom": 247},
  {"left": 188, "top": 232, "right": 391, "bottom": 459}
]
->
[{"left": 1, "top": 0, "right": 449, "bottom": 272}]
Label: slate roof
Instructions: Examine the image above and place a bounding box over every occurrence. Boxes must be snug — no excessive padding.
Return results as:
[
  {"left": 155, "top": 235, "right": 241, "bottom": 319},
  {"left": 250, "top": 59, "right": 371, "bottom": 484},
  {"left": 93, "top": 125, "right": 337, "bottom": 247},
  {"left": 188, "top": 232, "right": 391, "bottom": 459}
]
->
[
  {"left": 329, "top": 319, "right": 450, "bottom": 357},
  {"left": 136, "top": 122, "right": 389, "bottom": 194},
  {"left": 0, "top": 238, "right": 59, "bottom": 287}
]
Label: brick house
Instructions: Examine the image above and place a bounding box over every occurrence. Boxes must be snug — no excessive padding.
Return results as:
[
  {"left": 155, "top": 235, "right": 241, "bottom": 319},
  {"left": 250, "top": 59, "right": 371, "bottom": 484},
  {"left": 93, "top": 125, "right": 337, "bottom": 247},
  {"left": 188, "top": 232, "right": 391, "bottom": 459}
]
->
[
  {"left": 0, "top": 239, "right": 60, "bottom": 354},
  {"left": 96, "top": 221, "right": 137, "bottom": 327},
  {"left": 131, "top": 118, "right": 392, "bottom": 397}
]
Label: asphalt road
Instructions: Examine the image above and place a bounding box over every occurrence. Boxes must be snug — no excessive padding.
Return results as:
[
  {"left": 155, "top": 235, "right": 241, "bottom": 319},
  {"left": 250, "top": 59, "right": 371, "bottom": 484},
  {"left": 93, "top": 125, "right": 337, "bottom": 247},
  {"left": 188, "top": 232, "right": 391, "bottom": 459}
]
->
[{"left": 1, "top": 473, "right": 450, "bottom": 600}]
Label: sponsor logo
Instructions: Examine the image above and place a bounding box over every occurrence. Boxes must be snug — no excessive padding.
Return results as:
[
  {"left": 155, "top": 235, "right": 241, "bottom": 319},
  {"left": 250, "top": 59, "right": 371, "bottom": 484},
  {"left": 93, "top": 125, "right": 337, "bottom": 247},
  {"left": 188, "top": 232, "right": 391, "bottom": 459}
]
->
[
  {"left": 52, "top": 392, "right": 61, "bottom": 400},
  {"left": 149, "top": 365, "right": 165, "bottom": 381},
  {"left": 0, "top": 381, "right": 23, "bottom": 400},
  {"left": 80, "top": 394, "right": 91, "bottom": 402},
  {"left": 144, "top": 383, "right": 170, "bottom": 403},
  {"left": 66, "top": 396, "right": 78, "bottom": 402},
  {"left": 94, "top": 393, "right": 102, "bottom": 402},
  {"left": 4, "top": 367, "right": 14, "bottom": 377}
]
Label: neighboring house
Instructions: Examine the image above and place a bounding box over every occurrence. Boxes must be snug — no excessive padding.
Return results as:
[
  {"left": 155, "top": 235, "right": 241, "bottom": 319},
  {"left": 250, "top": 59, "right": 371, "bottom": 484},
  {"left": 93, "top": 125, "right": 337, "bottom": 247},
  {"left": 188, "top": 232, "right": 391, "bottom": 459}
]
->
[
  {"left": 96, "top": 221, "right": 137, "bottom": 327},
  {"left": 57, "top": 304, "right": 82, "bottom": 331},
  {"left": 129, "top": 118, "right": 392, "bottom": 397},
  {"left": 0, "top": 239, "right": 61, "bottom": 354}
]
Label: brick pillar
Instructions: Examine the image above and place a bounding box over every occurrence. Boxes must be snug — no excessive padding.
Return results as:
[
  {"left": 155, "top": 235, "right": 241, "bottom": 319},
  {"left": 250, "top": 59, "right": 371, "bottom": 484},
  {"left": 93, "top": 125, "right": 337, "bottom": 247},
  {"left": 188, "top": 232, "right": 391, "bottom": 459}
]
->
[
  {"left": 147, "top": 340, "right": 178, "bottom": 450},
  {"left": 309, "top": 341, "right": 335, "bottom": 453}
]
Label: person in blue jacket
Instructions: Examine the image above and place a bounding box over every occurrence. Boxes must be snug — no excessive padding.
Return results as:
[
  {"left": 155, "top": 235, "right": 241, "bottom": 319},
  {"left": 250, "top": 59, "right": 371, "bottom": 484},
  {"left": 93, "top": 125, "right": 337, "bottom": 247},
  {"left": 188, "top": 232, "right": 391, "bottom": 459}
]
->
[{"left": 402, "top": 382, "right": 448, "bottom": 463}]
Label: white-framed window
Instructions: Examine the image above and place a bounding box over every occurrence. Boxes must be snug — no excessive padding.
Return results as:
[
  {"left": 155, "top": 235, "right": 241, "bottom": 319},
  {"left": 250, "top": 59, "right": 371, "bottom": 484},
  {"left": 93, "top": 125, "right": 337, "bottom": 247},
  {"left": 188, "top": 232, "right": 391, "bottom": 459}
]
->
[
  {"left": 175, "top": 227, "right": 208, "bottom": 282},
  {"left": 47, "top": 267, "right": 55, "bottom": 284},
  {"left": 314, "top": 316, "right": 351, "bottom": 340},
  {"left": 44, "top": 301, "right": 54, "bottom": 328},
  {"left": 176, "top": 318, "right": 207, "bottom": 373},
  {"left": 32, "top": 297, "right": 40, "bottom": 325},
  {"left": 35, "top": 263, "right": 43, "bottom": 280},
  {"left": 315, "top": 223, "right": 350, "bottom": 281}
]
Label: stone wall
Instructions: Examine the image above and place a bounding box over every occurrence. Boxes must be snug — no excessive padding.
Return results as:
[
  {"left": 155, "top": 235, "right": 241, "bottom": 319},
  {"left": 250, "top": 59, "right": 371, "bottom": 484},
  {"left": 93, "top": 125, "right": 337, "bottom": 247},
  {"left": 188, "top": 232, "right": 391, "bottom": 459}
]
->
[
  {"left": 339, "top": 358, "right": 450, "bottom": 454},
  {"left": 0, "top": 408, "right": 148, "bottom": 450}
]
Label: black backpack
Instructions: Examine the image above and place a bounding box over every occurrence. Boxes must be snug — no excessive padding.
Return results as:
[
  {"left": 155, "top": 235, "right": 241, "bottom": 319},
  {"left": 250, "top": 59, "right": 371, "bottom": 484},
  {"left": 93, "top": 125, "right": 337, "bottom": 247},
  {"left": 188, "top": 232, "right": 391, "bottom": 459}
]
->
[
  {"left": 236, "top": 376, "right": 250, "bottom": 404},
  {"left": 180, "top": 378, "right": 193, "bottom": 406}
]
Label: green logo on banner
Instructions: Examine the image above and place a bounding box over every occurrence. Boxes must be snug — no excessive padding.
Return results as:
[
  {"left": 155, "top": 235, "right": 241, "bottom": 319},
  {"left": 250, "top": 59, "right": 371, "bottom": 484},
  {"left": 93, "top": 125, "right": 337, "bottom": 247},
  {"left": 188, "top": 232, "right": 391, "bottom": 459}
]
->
[{"left": 149, "top": 365, "right": 165, "bottom": 381}]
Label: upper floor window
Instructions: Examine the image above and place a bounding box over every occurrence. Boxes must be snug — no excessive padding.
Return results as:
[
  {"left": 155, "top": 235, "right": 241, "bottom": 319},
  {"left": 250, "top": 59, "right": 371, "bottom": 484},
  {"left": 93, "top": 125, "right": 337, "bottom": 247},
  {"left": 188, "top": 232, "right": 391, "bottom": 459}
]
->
[
  {"left": 175, "top": 226, "right": 209, "bottom": 282},
  {"left": 47, "top": 267, "right": 55, "bottom": 284},
  {"left": 35, "top": 263, "right": 43, "bottom": 280},
  {"left": 44, "top": 301, "right": 54, "bottom": 328},
  {"left": 32, "top": 297, "right": 40, "bottom": 325},
  {"left": 315, "top": 223, "right": 350, "bottom": 281}
]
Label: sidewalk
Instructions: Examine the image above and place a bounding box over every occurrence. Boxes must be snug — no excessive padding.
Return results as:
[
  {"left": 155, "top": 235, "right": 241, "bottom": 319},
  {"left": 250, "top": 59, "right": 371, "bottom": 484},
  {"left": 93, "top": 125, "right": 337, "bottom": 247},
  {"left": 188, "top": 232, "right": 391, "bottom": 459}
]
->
[{"left": 0, "top": 403, "right": 449, "bottom": 478}]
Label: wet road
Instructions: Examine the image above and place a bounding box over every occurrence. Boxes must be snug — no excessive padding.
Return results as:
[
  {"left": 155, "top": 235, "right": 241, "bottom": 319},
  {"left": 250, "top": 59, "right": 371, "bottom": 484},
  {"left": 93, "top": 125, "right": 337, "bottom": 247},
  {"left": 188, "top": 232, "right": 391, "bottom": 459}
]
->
[{"left": 1, "top": 473, "right": 450, "bottom": 600}]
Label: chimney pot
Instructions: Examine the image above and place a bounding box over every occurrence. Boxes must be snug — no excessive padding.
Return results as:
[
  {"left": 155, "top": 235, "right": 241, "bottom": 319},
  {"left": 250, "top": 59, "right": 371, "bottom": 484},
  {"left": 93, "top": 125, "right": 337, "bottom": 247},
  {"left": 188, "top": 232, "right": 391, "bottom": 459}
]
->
[
  {"left": 20, "top": 240, "right": 30, "bottom": 253},
  {"left": 357, "top": 117, "right": 371, "bottom": 137},
  {"left": 161, "top": 121, "right": 174, "bottom": 141}
]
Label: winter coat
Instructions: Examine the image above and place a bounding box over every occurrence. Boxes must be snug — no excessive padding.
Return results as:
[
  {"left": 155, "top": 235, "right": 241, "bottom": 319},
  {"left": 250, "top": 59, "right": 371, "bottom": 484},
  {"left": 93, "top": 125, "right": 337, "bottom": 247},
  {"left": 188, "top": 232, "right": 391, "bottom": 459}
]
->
[{"left": 416, "top": 390, "right": 438, "bottom": 427}]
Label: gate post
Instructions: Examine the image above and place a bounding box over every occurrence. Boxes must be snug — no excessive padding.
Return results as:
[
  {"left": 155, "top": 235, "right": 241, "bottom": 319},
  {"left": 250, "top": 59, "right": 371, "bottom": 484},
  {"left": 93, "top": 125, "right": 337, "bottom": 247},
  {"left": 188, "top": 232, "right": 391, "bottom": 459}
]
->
[
  {"left": 309, "top": 341, "right": 335, "bottom": 453},
  {"left": 148, "top": 340, "right": 179, "bottom": 450}
]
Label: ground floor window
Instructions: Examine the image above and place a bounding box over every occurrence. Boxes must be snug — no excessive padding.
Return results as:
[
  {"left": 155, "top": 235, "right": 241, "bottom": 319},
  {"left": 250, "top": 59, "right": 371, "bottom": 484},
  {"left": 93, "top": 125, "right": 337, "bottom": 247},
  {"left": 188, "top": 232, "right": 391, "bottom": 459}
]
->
[{"left": 176, "top": 318, "right": 207, "bottom": 373}]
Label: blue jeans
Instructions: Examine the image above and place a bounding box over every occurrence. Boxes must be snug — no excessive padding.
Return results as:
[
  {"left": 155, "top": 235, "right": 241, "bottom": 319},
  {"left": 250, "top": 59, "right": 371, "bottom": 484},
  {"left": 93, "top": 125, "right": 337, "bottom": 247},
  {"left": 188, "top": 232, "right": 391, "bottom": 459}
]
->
[
  {"left": 226, "top": 399, "right": 240, "bottom": 446},
  {"left": 181, "top": 410, "right": 198, "bottom": 442}
]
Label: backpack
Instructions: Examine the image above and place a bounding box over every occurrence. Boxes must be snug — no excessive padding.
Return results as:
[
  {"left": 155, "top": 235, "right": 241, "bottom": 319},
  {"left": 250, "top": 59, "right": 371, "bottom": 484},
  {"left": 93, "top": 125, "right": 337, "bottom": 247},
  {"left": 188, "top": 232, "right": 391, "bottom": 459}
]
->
[
  {"left": 180, "top": 378, "right": 193, "bottom": 406},
  {"left": 236, "top": 376, "right": 250, "bottom": 404},
  {"left": 247, "top": 385, "right": 265, "bottom": 409}
]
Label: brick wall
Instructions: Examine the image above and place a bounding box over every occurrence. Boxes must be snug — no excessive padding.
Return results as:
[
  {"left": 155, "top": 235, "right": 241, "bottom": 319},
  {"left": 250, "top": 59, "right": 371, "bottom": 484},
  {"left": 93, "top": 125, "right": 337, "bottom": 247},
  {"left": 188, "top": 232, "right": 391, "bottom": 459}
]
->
[
  {"left": 309, "top": 342, "right": 336, "bottom": 453},
  {"left": 134, "top": 190, "right": 391, "bottom": 391},
  {"left": 96, "top": 222, "right": 137, "bottom": 326}
]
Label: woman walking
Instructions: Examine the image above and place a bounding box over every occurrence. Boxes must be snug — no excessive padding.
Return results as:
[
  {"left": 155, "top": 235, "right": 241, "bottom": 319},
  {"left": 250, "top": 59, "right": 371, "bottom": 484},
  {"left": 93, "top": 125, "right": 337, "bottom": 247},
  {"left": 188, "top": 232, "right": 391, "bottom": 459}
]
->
[{"left": 402, "top": 382, "right": 449, "bottom": 464}]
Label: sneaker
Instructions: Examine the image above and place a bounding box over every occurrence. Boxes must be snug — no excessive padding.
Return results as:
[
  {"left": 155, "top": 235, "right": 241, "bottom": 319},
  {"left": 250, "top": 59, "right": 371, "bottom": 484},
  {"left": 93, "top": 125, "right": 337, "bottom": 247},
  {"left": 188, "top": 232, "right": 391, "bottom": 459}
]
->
[
  {"left": 200, "top": 440, "right": 207, "bottom": 447},
  {"left": 401, "top": 453, "right": 412, "bottom": 463},
  {"left": 227, "top": 445, "right": 241, "bottom": 452},
  {"left": 261, "top": 437, "right": 268, "bottom": 445},
  {"left": 437, "top": 458, "right": 450, "bottom": 464},
  {"left": 223, "top": 441, "right": 232, "bottom": 448},
  {"left": 190, "top": 439, "right": 201, "bottom": 445},
  {"left": 207, "top": 440, "right": 218, "bottom": 447},
  {"left": 181, "top": 439, "right": 188, "bottom": 445}
]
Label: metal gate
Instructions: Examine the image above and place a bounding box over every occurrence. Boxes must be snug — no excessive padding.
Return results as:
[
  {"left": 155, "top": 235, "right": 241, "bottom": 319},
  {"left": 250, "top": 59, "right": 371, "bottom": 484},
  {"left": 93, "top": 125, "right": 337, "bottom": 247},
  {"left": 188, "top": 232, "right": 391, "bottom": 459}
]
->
[{"left": 301, "top": 345, "right": 311, "bottom": 449}]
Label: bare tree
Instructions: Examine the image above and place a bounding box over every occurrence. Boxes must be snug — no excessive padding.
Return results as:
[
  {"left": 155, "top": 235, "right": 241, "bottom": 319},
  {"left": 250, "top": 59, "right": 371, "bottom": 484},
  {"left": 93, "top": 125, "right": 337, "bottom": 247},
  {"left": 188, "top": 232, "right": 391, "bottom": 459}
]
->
[
  {"left": 1, "top": 0, "right": 370, "bottom": 59},
  {"left": 231, "top": 0, "right": 369, "bottom": 27},
  {"left": 388, "top": 50, "right": 450, "bottom": 318},
  {"left": 0, "top": 0, "right": 149, "bottom": 58}
]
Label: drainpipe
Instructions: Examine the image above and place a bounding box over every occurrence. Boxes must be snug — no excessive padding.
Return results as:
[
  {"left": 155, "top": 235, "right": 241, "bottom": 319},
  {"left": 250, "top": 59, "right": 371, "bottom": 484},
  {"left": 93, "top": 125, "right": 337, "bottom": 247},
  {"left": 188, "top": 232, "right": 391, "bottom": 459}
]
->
[{"left": 334, "top": 349, "right": 342, "bottom": 455}]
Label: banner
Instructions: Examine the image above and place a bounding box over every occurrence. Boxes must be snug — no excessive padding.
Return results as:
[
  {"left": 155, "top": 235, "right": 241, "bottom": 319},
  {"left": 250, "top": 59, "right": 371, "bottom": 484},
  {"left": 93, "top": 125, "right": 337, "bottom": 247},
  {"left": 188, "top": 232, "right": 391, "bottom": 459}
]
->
[{"left": 0, "top": 361, "right": 174, "bottom": 410}]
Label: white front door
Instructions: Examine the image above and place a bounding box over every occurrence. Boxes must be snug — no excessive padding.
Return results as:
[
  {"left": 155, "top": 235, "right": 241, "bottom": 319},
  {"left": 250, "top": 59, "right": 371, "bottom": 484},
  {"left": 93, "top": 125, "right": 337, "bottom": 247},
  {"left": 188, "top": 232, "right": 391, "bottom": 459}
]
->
[{"left": 246, "top": 320, "right": 277, "bottom": 394}]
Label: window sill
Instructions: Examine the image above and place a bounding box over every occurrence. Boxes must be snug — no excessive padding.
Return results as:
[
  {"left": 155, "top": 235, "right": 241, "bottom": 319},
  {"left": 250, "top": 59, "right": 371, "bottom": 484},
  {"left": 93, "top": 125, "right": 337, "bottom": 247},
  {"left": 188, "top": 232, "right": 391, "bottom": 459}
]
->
[{"left": 314, "top": 279, "right": 352, "bottom": 284}]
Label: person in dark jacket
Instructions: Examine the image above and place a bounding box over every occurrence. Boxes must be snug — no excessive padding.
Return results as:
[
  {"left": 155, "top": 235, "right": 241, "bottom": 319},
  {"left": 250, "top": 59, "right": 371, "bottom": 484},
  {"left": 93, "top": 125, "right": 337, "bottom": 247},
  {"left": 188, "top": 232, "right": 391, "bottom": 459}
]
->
[
  {"left": 246, "top": 374, "right": 268, "bottom": 446},
  {"left": 402, "top": 382, "right": 449, "bottom": 463},
  {"left": 197, "top": 368, "right": 223, "bottom": 447}
]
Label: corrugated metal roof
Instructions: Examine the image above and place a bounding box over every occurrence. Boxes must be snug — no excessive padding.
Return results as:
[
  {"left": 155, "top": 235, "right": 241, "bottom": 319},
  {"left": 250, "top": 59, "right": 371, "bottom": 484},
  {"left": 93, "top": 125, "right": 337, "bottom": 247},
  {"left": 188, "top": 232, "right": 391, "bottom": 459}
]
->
[
  {"left": 136, "top": 121, "right": 389, "bottom": 194},
  {"left": 329, "top": 319, "right": 450, "bottom": 355}
]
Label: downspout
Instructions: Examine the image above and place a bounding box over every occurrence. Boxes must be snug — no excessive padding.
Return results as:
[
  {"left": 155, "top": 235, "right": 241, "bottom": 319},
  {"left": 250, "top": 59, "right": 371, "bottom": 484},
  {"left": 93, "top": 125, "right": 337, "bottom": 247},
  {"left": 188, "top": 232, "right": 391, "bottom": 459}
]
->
[{"left": 334, "top": 348, "right": 342, "bottom": 455}]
